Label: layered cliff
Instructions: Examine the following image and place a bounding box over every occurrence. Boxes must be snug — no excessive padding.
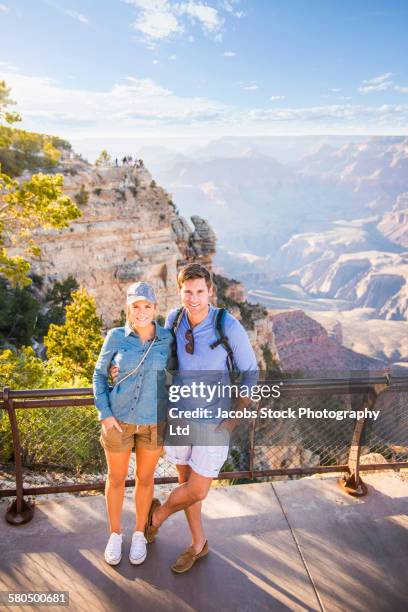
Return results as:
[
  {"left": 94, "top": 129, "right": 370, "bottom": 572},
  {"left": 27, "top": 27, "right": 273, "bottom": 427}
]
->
[
  {"left": 378, "top": 192, "right": 408, "bottom": 248},
  {"left": 270, "top": 310, "right": 386, "bottom": 374},
  {"left": 12, "top": 154, "right": 216, "bottom": 327},
  {"left": 294, "top": 250, "right": 408, "bottom": 321},
  {"left": 8, "top": 148, "right": 390, "bottom": 374}
]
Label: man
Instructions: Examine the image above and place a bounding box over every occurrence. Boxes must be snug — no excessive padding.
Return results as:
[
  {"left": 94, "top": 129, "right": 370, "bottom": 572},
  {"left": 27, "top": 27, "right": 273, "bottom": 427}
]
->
[{"left": 146, "top": 263, "right": 258, "bottom": 573}]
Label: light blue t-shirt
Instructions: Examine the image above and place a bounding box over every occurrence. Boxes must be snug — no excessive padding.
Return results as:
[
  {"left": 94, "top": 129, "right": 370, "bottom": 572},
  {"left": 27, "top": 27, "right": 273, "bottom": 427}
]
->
[{"left": 165, "top": 305, "right": 258, "bottom": 419}]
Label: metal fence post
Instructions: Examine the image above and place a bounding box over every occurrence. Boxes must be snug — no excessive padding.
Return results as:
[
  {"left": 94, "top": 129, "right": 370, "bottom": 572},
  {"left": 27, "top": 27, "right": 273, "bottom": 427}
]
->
[
  {"left": 339, "top": 381, "right": 388, "bottom": 497},
  {"left": 3, "top": 387, "right": 35, "bottom": 525},
  {"left": 248, "top": 400, "right": 261, "bottom": 480},
  {"left": 249, "top": 418, "right": 255, "bottom": 480}
]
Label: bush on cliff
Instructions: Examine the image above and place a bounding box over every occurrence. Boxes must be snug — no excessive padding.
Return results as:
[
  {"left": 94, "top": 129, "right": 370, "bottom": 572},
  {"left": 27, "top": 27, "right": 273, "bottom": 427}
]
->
[
  {"left": 0, "top": 275, "right": 79, "bottom": 348},
  {"left": 0, "top": 81, "right": 81, "bottom": 287}
]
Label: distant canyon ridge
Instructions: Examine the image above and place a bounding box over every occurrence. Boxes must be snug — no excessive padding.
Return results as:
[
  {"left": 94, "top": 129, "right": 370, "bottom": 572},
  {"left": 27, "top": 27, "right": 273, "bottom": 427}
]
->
[
  {"left": 135, "top": 135, "right": 408, "bottom": 367},
  {"left": 146, "top": 135, "right": 408, "bottom": 321},
  {"left": 8, "top": 145, "right": 389, "bottom": 374}
]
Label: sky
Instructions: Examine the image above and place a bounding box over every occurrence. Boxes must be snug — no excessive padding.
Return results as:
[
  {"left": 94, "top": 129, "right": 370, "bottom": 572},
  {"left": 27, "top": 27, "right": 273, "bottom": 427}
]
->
[{"left": 1, "top": 0, "right": 408, "bottom": 155}]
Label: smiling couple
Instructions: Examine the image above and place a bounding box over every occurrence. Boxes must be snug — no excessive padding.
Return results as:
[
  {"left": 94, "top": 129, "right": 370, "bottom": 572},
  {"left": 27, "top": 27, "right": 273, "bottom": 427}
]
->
[{"left": 93, "top": 263, "right": 257, "bottom": 573}]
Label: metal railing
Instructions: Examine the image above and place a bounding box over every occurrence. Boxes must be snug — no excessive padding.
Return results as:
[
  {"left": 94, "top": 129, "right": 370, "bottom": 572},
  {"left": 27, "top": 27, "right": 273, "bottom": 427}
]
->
[{"left": 1, "top": 374, "right": 407, "bottom": 525}]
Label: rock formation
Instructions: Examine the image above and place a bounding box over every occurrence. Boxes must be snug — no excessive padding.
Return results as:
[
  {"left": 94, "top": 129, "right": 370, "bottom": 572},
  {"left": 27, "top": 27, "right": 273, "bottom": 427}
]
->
[
  {"left": 269, "top": 310, "right": 385, "bottom": 374},
  {"left": 294, "top": 250, "right": 408, "bottom": 321},
  {"left": 12, "top": 154, "right": 216, "bottom": 326},
  {"left": 9, "top": 149, "right": 392, "bottom": 374},
  {"left": 172, "top": 215, "right": 216, "bottom": 268},
  {"left": 378, "top": 192, "right": 408, "bottom": 248}
]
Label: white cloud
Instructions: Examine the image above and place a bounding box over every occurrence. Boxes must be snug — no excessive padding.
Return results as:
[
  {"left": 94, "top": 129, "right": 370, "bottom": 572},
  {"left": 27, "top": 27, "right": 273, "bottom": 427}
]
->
[
  {"left": 246, "top": 104, "right": 408, "bottom": 129},
  {"left": 129, "top": 1, "right": 182, "bottom": 41},
  {"left": 180, "top": 1, "right": 222, "bottom": 35},
  {"left": 124, "top": 0, "right": 243, "bottom": 45},
  {"left": 153, "top": 59, "right": 159, "bottom": 64},
  {"left": 359, "top": 73, "right": 408, "bottom": 95},
  {"left": 363, "top": 72, "right": 393, "bottom": 85},
  {"left": 64, "top": 9, "right": 89, "bottom": 24},
  {"left": 244, "top": 85, "right": 259, "bottom": 91},
  {"left": 0, "top": 4, "right": 10, "bottom": 13},
  {"left": 3, "top": 66, "right": 408, "bottom": 139},
  {"left": 270, "top": 95, "right": 285, "bottom": 101},
  {"left": 358, "top": 72, "right": 394, "bottom": 94},
  {"left": 358, "top": 81, "right": 394, "bottom": 94},
  {"left": 1, "top": 68, "right": 232, "bottom": 136},
  {"left": 221, "top": 0, "right": 245, "bottom": 18},
  {"left": 0, "top": 60, "right": 18, "bottom": 71},
  {"left": 169, "top": 54, "right": 177, "bottom": 60},
  {"left": 331, "top": 88, "right": 341, "bottom": 93},
  {"left": 223, "top": 51, "right": 236, "bottom": 57}
]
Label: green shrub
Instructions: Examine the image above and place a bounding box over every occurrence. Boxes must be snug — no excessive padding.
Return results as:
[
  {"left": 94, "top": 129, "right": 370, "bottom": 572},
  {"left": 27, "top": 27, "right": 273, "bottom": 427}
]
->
[
  {"left": 44, "top": 289, "right": 103, "bottom": 381},
  {"left": 261, "top": 343, "right": 281, "bottom": 374},
  {"left": 0, "top": 405, "right": 104, "bottom": 472},
  {"left": 74, "top": 185, "right": 89, "bottom": 206}
]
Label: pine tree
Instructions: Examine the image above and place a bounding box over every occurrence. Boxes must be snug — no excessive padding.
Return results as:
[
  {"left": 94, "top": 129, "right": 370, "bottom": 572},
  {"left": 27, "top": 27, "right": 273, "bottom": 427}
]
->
[
  {"left": 44, "top": 289, "right": 104, "bottom": 381},
  {"left": 95, "top": 149, "right": 111, "bottom": 166},
  {"left": 0, "top": 81, "right": 81, "bottom": 286}
]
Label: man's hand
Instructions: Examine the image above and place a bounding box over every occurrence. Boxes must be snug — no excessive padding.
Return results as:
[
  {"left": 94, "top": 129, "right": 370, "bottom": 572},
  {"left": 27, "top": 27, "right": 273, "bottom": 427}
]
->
[
  {"left": 101, "top": 416, "right": 123, "bottom": 435},
  {"left": 215, "top": 396, "right": 256, "bottom": 434},
  {"left": 109, "top": 365, "right": 120, "bottom": 382},
  {"left": 214, "top": 419, "right": 236, "bottom": 434}
]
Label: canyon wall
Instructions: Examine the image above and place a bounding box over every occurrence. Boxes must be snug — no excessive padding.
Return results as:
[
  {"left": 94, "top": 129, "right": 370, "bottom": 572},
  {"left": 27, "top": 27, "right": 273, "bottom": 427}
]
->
[{"left": 15, "top": 155, "right": 216, "bottom": 327}]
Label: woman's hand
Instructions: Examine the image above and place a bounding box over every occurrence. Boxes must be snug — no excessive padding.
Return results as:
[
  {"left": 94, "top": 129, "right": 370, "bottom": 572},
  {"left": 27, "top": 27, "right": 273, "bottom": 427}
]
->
[{"left": 101, "top": 416, "right": 123, "bottom": 435}]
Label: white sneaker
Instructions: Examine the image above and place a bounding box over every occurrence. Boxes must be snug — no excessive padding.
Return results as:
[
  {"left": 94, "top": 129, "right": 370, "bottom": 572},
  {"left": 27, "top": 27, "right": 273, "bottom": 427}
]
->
[
  {"left": 104, "top": 532, "right": 123, "bottom": 565},
  {"left": 129, "top": 531, "right": 147, "bottom": 565}
]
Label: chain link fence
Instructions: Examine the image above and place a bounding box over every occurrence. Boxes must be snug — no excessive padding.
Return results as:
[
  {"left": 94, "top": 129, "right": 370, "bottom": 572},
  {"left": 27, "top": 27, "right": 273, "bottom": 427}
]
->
[
  {"left": 1, "top": 380, "right": 408, "bottom": 499},
  {"left": 253, "top": 394, "right": 359, "bottom": 474},
  {"left": 0, "top": 403, "right": 180, "bottom": 489},
  {"left": 360, "top": 390, "right": 408, "bottom": 463}
]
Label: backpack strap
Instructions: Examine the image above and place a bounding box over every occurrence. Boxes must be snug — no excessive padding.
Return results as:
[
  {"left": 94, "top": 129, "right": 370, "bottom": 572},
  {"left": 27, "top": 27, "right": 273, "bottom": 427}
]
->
[
  {"left": 169, "top": 308, "right": 184, "bottom": 370},
  {"left": 171, "top": 307, "right": 184, "bottom": 337},
  {"left": 210, "top": 308, "right": 239, "bottom": 378}
]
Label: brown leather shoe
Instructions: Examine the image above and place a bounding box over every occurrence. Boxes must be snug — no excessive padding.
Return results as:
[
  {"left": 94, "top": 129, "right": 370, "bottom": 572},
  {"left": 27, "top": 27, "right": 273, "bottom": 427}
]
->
[
  {"left": 171, "top": 541, "right": 209, "bottom": 573},
  {"left": 144, "top": 497, "right": 161, "bottom": 543}
]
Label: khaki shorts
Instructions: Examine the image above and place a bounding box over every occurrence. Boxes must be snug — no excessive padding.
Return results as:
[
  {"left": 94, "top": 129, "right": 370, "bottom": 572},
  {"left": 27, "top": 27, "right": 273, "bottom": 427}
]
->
[{"left": 100, "top": 420, "right": 166, "bottom": 453}]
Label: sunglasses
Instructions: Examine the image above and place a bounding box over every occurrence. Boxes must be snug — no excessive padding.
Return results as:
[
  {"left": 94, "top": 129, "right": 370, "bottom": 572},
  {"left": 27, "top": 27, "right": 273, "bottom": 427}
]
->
[{"left": 185, "top": 329, "right": 194, "bottom": 354}]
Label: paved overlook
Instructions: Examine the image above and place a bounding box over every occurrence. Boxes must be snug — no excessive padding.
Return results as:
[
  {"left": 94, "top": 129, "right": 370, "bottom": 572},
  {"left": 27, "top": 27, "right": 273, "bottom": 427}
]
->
[{"left": 1, "top": 474, "right": 407, "bottom": 611}]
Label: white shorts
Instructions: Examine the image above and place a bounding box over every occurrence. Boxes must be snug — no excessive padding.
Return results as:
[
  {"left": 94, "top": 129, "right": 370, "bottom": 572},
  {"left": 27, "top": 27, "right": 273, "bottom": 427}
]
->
[{"left": 165, "top": 443, "right": 230, "bottom": 478}]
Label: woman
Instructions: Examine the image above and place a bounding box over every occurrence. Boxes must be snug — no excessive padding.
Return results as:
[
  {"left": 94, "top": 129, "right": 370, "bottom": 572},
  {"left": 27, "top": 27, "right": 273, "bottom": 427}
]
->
[{"left": 93, "top": 281, "right": 173, "bottom": 566}]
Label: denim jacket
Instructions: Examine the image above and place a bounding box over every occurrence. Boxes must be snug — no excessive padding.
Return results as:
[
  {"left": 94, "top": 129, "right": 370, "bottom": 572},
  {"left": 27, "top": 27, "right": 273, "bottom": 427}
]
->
[{"left": 93, "top": 322, "right": 173, "bottom": 424}]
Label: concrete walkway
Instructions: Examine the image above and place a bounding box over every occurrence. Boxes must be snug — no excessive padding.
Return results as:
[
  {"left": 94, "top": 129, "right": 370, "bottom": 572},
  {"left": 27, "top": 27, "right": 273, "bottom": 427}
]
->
[{"left": 0, "top": 474, "right": 407, "bottom": 612}]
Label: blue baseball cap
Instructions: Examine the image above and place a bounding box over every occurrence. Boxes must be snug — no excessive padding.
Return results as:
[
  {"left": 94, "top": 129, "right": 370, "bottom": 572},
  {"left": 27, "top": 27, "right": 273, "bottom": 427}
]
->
[{"left": 126, "top": 281, "right": 156, "bottom": 305}]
